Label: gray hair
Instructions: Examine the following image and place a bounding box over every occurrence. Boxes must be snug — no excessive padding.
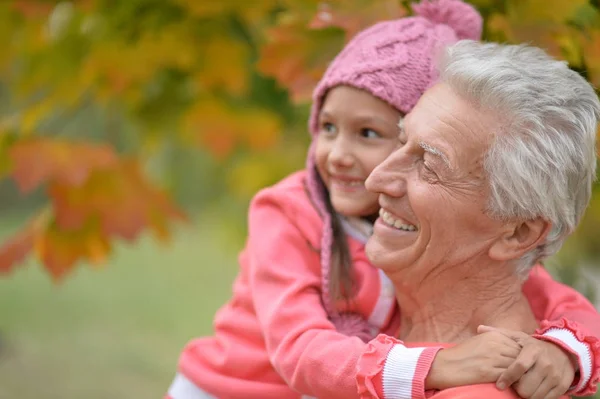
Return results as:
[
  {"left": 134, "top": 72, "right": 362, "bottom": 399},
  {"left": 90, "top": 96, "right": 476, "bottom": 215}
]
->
[{"left": 438, "top": 40, "right": 599, "bottom": 276}]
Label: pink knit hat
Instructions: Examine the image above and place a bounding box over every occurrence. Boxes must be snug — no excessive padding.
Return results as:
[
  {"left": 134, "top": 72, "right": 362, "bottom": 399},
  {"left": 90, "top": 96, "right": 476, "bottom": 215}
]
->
[{"left": 306, "top": 0, "right": 483, "bottom": 341}]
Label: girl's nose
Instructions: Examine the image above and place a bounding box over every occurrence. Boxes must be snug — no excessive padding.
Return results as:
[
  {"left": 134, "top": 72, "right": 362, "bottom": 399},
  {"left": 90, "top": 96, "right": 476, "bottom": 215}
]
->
[{"left": 328, "top": 135, "right": 354, "bottom": 167}]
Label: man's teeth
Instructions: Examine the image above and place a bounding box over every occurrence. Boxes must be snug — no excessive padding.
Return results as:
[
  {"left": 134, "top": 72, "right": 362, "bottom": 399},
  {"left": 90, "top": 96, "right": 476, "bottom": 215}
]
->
[{"left": 379, "top": 209, "right": 417, "bottom": 231}]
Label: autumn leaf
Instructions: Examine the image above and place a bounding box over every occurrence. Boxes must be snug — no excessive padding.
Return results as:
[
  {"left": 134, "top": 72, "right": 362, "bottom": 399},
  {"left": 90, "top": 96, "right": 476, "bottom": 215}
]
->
[
  {"left": 9, "top": 138, "right": 118, "bottom": 193},
  {"left": 81, "top": 26, "right": 197, "bottom": 102},
  {"left": 238, "top": 109, "right": 282, "bottom": 151},
  {"left": 506, "top": 0, "right": 588, "bottom": 25},
  {"left": 182, "top": 99, "right": 238, "bottom": 158},
  {"left": 10, "top": 0, "right": 54, "bottom": 18},
  {"left": 173, "top": 0, "right": 278, "bottom": 25},
  {"left": 2, "top": 154, "right": 186, "bottom": 280},
  {"left": 195, "top": 37, "right": 250, "bottom": 95},
  {"left": 257, "top": 13, "right": 345, "bottom": 102},
  {"left": 3, "top": 136, "right": 186, "bottom": 279},
  {"left": 32, "top": 214, "right": 114, "bottom": 281},
  {"left": 226, "top": 142, "right": 306, "bottom": 200},
  {"left": 48, "top": 158, "right": 186, "bottom": 239},
  {"left": 308, "top": 0, "right": 406, "bottom": 41},
  {"left": 0, "top": 209, "right": 50, "bottom": 276},
  {"left": 583, "top": 30, "right": 600, "bottom": 87},
  {"left": 487, "top": 9, "right": 584, "bottom": 63},
  {"left": 182, "top": 99, "right": 282, "bottom": 157}
]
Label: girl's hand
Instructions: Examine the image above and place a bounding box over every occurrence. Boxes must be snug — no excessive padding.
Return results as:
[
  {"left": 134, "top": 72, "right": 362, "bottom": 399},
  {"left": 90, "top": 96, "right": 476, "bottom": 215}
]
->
[
  {"left": 478, "top": 325, "right": 576, "bottom": 399},
  {"left": 425, "top": 331, "right": 522, "bottom": 390}
]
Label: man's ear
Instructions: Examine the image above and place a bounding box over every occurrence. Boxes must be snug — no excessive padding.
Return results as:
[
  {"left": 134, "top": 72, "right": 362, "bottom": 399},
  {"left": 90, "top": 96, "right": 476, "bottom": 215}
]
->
[{"left": 489, "top": 218, "right": 551, "bottom": 262}]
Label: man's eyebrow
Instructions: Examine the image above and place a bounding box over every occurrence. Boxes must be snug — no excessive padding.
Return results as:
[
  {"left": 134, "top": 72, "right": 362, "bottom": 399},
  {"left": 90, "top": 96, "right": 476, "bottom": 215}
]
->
[{"left": 419, "top": 141, "right": 451, "bottom": 169}]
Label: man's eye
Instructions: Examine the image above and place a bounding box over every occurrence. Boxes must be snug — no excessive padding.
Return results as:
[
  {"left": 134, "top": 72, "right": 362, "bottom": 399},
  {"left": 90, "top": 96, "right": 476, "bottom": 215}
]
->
[{"left": 421, "top": 162, "right": 439, "bottom": 182}]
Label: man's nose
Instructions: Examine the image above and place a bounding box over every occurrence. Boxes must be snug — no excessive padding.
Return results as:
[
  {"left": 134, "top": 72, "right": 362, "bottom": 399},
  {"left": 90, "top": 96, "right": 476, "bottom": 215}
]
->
[{"left": 365, "top": 148, "right": 409, "bottom": 196}]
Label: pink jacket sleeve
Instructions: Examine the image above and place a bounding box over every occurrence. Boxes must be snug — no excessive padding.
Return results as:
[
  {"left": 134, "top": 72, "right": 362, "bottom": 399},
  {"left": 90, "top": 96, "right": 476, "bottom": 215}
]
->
[
  {"left": 246, "top": 194, "right": 371, "bottom": 398},
  {"left": 523, "top": 264, "right": 600, "bottom": 395}
]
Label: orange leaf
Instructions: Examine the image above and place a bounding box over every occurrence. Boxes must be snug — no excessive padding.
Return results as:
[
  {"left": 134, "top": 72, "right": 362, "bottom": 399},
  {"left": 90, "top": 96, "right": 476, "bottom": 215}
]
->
[
  {"left": 174, "top": 0, "right": 278, "bottom": 24},
  {"left": 196, "top": 38, "right": 250, "bottom": 95},
  {"left": 237, "top": 109, "right": 281, "bottom": 151},
  {"left": 40, "top": 158, "right": 184, "bottom": 280},
  {"left": 506, "top": 0, "right": 588, "bottom": 25},
  {"left": 9, "top": 139, "right": 118, "bottom": 193},
  {"left": 11, "top": 1, "right": 53, "bottom": 18},
  {"left": 257, "top": 14, "right": 344, "bottom": 102},
  {"left": 33, "top": 217, "right": 111, "bottom": 281},
  {"left": 583, "top": 30, "right": 600, "bottom": 87},
  {"left": 308, "top": 0, "right": 405, "bottom": 41},
  {"left": 0, "top": 208, "right": 50, "bottom": 275},
  {"left": 49, "top": 158, "right": 186, "bottom": 241},
  {"left": 183, "top": 100, "right": 239, "bottom": 158}
]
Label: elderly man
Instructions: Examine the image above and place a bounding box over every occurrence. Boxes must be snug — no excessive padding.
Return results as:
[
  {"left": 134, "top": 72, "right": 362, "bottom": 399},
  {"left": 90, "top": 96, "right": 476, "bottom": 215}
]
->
[{"left": 359, "top": 40, "right": 599, "bottom": 399}]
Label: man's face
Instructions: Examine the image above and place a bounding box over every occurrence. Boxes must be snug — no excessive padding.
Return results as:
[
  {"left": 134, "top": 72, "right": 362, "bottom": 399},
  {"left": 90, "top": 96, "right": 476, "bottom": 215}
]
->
[{"left": 365, "top": 83, "right": 508, "bottom": 277}]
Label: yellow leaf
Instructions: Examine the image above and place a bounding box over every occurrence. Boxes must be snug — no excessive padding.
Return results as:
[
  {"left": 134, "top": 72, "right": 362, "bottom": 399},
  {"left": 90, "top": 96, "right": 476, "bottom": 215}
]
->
[
  {"left": 257, "top": 14, "right": 344, "bottom": 102},
  {"left": 506, "top": 0, "right": 588, "bottom": 24},
  {"left": 85, "top": 233, "right": 110, "bottom": 266},
  {"left": 582, "top": 30, "right": 600, "bottom": 87},
  {"left": 20, "top": 98, "right": 56, "bottom": 134},
  {"left": 465, "top": 0, "right": 494, "bottom": 7},
  {"left": 486, "top": 13, "right": 514, "bottom": 42},
  {"left": 174, "top": 0, "right": 278, "bottom": 25},
  {"left": 197, "top": 37, "right": 250, "bottom": 95},
  {"left": 227, "top": 155, "right": 280, "bottom": 199},
  {"left": 238, "top": 109, "right": 282, "bottom": 151},
  {"left": 555, "top": 28, "right": 584, "bottom": 68},
  {"left": 308, "top": 0, "right": 405, "bottom": 41}
]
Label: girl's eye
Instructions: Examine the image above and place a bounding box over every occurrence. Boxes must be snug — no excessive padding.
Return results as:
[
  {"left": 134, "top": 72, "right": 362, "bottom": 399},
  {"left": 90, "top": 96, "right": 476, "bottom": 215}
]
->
[
  {"left": 322, "top": 122, "right": 336, "bottom": 134},
  {"left": 361, "top": 128, "right": 381, "bottom": 139}
]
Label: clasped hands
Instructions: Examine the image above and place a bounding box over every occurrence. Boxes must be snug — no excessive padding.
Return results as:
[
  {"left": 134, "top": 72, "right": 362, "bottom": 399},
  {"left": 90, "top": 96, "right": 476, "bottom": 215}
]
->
[{"left": 425, "top": 325, "right": 578, "bottom": 399}]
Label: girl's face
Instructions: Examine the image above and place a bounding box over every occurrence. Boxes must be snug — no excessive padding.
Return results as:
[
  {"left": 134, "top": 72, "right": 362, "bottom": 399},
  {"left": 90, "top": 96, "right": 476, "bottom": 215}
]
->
[{"left": 315, "top": 85, "right": 403, "bottom": 218}]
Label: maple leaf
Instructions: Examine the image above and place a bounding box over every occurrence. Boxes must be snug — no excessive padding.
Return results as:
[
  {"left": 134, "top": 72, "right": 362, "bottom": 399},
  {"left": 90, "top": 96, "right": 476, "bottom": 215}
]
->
[
  {"left": 583, "top": 30, "right": 600, "bottom": 87},
  {"left": 0, "top": 209, "right": 49, "bottom": 276},
  {"left": 2, "top": 137, "right": 186, "bottom": 280},
  {"left": 182, "top": 99, "right": 239, "bottom": 158},
  {"left": 182, "top": 99, "right": 282, "bottom": 158},
  {"left": 308, "top": 0, "right": 406, "bottom": 41},
  {"left": 10, "top": 0, "right": 54, "bottom": 18},
  {"left": 9, "top": 138, "right": 118, "bottom": 194},
  {"left": 49, "top": 158, "right": 187, "bottom": 239},
  {"left": 173, "top": 0, "right": 278, "bottom": 25},
  {"left": 506, "top": 0, "right": 588, "bottom": 25},
  {"left": 257, "top": 14, "right": 344, "bottom": 102},
  {"left": 195, "top": 37, "right": 250, "bottom": 95},
  {"left": 30, "top": 213, "right": 114, "bottom": 281}
]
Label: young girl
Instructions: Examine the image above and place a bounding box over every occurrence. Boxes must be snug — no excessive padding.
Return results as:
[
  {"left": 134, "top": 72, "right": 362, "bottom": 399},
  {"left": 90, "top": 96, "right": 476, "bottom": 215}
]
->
[{"left": 168, "top": 1, "right": 600, "bottom": 398}]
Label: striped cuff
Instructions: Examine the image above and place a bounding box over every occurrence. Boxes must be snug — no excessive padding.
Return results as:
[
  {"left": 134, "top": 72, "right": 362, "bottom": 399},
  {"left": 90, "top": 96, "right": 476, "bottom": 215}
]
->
[
  {"left": 383, "top": 345, "right": 425, "bottom": 399},
  {"left": 542, "top": 328, "right": 592, "bottom": 393}
]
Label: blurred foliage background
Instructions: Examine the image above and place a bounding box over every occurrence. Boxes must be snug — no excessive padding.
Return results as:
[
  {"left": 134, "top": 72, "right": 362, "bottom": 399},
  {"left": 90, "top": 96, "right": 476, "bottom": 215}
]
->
[{"left": 1, "top": 0, "right": 600, "bottom": 397}]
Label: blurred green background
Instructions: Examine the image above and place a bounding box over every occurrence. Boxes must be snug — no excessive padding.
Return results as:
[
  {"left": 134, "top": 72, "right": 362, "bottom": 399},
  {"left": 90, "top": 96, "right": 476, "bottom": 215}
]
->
[{"left": 1, "top": 0, "right": 600, "bottom": 397}]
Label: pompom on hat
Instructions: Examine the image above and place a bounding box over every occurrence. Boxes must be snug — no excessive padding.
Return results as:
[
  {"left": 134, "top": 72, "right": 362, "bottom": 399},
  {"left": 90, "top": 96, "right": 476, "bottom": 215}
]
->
[{"left": 305, "top": 0, "right": 483, "bottom": 341}]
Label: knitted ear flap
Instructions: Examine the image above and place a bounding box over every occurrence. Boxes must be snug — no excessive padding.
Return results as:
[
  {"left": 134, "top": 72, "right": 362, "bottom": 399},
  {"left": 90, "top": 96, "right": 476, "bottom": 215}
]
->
[{"left": 412, "top": 0, "right": 483, "bottom": 41}]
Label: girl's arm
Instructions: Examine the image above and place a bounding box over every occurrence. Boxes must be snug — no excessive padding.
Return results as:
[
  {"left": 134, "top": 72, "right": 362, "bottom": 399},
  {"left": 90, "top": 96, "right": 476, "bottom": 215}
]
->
[
  {"left": 247, "top": 193, "right": 441, "bottom": 399},
  {"left": 523, "top": 264, "right": 600, "bottom": 395}
]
